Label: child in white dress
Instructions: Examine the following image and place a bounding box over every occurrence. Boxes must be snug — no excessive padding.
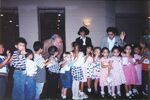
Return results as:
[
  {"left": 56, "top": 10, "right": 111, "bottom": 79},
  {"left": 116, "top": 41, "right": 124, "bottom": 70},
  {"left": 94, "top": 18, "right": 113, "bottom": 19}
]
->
[{"left": 110, "top": 46, "right": 126, "bottom": 98}]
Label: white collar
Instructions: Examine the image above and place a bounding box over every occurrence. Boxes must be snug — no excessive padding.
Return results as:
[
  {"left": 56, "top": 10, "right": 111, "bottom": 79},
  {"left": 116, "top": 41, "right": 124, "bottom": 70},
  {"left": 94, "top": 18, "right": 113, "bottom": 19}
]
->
[
  {"left": 80, "top": 36, "right": 86, "bottom": 39},
  {"left": 107, "top": 37, "right": 115, "bottom": 42}
]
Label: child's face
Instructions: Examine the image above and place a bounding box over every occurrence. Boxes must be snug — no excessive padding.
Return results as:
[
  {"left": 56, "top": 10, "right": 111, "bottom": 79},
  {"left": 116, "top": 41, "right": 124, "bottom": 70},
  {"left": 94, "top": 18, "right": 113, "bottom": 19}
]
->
[
  {"left": 94, "top": 49, "right": 100, "bottom": 57},
  {"left": 139, "top": 43, "right": 145, "bottom": 48},
  {"left": 102, "top": 49, "right": 109, "bottom": 57},
  {"left": 125, "top": 46, "right": 132, "bottom": 54},
  {"left": 86, "top": 47, "right": 92, "bottom": 54},
  {"left": 74, "top": 45, "right": 80, "bottom": 52},
  {"left": 54, "top": 51, "right": 59, "bottom": 57},
  {"left": 0, "top": 45, "right": 4, "bottom": 54},
  {"left": 113, "top": 49, "right": 120, "bottom": 57},
  {"left": 134, "top": 47, "right": 140, "bottom": 55},
  {"left": 39, "top": 48, "right": 43, "bottom": 54},
  {"left": 63, "top": 54, "right": 71, "bottom": 61},
  {"left": 15, "top": 43, "right": 26, "bottom": 51},
  {"left": 27, "top": 54, "right": 33, "bottom": 60}
]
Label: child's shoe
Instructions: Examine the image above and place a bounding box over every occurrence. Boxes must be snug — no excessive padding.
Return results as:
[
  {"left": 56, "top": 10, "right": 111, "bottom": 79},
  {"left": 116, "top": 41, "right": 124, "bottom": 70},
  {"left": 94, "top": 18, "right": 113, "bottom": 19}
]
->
[
  {"left": 129, "top": 90, "right": 134, "bottom": 97},
  {"left": 87, "top": 88, "right": 91, "bottom": 93},
  {"left": 101, "top": 91, "right": 105, "bottom": 98},
  {"left": 132, "top": 88, "right": 139, "bottom": 96},
  {"left": 126, "top": 93, "right": 132, "bottom": 99},
  {"left": 79, "top": 92, "right": 88, "bottom": 99},
  {"left": 112, "top": 93, "right": 116, "bottom": 99},
  {"left": 62, "top": 95, "right": 66, "bottom": 99},
  {"left": 117, "top": 91, "right": 121, "bottom": 97}
]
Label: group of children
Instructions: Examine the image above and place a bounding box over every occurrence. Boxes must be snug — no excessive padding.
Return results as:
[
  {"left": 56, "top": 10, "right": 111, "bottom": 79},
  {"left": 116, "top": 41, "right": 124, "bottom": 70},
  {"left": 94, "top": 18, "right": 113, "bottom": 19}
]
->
[{"left": 0, "top": 37, "right": 149, "bottom": 100}]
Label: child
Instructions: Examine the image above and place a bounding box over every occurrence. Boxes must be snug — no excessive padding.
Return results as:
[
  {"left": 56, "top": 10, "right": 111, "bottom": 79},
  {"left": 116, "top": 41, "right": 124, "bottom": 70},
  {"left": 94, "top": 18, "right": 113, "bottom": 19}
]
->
[
  {"left": 11, "top": 37, "right": 27, "bottom": 100},
  {"left": 132, "top": 45, "right": 142, "bottom": 95},
  {"left": 122, "top": 44, "right": 138, "bottom": 98},
  {"left": 110, "top": 46, "right": 126, "bottom": 98},
  {"left": 33, "top": 41, "right": 49, "bottom": 100},
  {"left": 83, "top": 45, "right": 93, "bottom": 93},
  {"left": 71, "top": 42, "right": 84, "bottom": 99},
  {"left": 47, "top": 46, "right": 60, "bottom": 99},
  {"left": 139, "top": 41, "right": 150, "bottom": 95},
  {"left": 92, "top": 47, "right": 101, "bottom": 94},
  {"left": 100, "top": 47, "right": 112, "bottom": 97},
  {"left": 0, "top": 43, "right": 11, "bottom": 99},
  {"left": 80, "top": 45, "right": 93, "bottom": 98},
  {"left": 59, "top": 52, "right": 72, "bottom": 99},
  {"left": 25, "top": 49, "right": 37, "bottom": 100}
]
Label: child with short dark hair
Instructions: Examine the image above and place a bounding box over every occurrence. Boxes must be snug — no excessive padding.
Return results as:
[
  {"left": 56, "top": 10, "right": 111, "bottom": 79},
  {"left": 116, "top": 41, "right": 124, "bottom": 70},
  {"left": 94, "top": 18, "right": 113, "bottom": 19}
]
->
[
  {"left": 11, "top": 37, "right": 27, "bottom": 100},
  {"left": 25, "top": 49, "right": 37, "bottom": 100},
  {"left": 33, "top": 41, "right": 49, "bottom": 100},
  {"left": 46, "top": 46, "right": 60, "bottom": 99},
  {"left": 0, "top": 43, "right": 11, "bottom": 99}
]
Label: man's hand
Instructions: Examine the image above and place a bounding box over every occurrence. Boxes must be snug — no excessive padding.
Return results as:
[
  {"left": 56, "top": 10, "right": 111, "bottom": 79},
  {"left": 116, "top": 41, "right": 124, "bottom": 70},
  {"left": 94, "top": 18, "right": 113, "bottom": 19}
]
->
[{"left": 120, "top": 31, "right": 126, "bottom": 41}]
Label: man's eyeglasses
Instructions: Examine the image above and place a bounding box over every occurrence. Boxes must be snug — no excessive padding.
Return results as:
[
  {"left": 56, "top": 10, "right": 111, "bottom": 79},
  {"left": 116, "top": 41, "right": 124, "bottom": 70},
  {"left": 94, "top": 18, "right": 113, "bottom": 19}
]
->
[{"left": 108, "top": 33, "right": 114, "bottom": 36}]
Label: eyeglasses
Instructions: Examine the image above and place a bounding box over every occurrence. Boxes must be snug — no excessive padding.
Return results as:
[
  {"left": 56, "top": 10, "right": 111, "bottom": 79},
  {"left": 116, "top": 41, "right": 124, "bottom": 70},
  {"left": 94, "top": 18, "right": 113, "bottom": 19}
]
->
[{"left": 108, "top": 33, "right": 114, "bottom": 36}]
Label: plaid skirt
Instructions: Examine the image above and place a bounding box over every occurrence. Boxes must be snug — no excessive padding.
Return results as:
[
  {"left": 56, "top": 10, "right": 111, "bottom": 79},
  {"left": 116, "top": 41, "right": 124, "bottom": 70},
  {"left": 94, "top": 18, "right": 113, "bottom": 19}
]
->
[{"left": 71, "top": 66, "right": 83, "bottom": 81}]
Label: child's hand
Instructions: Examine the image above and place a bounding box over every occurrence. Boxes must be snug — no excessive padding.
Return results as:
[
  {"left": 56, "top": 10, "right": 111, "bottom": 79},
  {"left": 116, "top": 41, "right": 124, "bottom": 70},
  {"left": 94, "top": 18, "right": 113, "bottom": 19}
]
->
[
  {"left": 44, "top": 59, "right": 49, "bottom": 63},
  {"left": 21, "top": 50, "right": 27, "bottom": 55},
  {"left": 44, "top": 59, "right": 51, "bottom": 66},
  {"left": 59, "top": 61, "right": 66, "bottom": 67},
  {"left": 6, "top": 50, "right": 11, "bottom": 58}
]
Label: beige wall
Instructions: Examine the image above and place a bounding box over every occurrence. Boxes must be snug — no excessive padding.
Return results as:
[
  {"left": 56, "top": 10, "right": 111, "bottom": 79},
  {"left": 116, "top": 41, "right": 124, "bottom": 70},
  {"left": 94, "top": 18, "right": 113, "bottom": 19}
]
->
[{"left": 2, "top": 0, "right": 112, "bottom": 51}]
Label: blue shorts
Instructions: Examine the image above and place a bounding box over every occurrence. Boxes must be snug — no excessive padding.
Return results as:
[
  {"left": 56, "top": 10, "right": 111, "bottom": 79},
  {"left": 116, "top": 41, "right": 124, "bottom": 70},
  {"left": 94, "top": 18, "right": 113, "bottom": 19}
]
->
[{"left": 60, "top": 71, "right": 72, "bottom": 88}]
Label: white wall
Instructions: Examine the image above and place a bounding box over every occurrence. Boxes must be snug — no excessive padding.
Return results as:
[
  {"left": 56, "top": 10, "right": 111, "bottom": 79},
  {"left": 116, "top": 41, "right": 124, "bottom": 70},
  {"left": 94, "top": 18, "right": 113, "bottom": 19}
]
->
[
  {"left": 148, "top": 1, "right": 150, "bottom": 31},
  {"left": 1, "top": 0, "right": 114, "bottom": 51},
  {"left": 18, "top": 6, "right": 38, "bottom": 50}
]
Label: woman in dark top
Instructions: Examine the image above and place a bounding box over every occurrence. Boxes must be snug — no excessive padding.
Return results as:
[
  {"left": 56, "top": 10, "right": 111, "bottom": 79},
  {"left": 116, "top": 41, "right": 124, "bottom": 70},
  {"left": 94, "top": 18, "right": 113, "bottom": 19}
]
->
[{"left": 75, "top": 26, "right": 92, "bottom": 55}]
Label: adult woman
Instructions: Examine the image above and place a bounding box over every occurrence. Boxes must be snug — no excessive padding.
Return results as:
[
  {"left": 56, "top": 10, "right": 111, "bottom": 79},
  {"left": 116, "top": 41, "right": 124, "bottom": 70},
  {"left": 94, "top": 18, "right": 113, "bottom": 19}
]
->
[{"left": 75, "top": 26, "right": 92, "bottom": 55}]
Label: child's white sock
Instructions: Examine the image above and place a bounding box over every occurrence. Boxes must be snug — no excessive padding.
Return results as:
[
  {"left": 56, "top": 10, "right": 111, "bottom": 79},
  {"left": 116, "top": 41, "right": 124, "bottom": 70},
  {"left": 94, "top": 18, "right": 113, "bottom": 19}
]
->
[
  {"left": 88, "top": 88, "right": 91, "bottom": 92},
  {"left": 117, "top": 91, "right": 121, "bottom": 96}
]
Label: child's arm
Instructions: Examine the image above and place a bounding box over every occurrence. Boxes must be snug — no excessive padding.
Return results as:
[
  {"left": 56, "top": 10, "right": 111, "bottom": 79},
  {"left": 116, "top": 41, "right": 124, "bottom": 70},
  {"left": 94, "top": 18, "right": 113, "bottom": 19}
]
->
[
  {"left": 0, "top": 58, "right": 10, "bottom": 68},
  {"left": 135, "top": 58, "right": 143, "bottom": 65},
  {"left": 44, "top": 59, "right": 51, "bottom": 66},
  {"left": 0, "top": 50, "right": 11, "bottom": 68},
  {"left": 108, "top": 61, "right": 113, "bottom": 76},
  {"left": 5, "top": 50, "right": 12, "bottom": 64},
  {"left": 59, "top": 60, "right": 66, "bottom": 68},
  {"left": 101, "top": 62, "right": 110, "bottom": 68}
]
